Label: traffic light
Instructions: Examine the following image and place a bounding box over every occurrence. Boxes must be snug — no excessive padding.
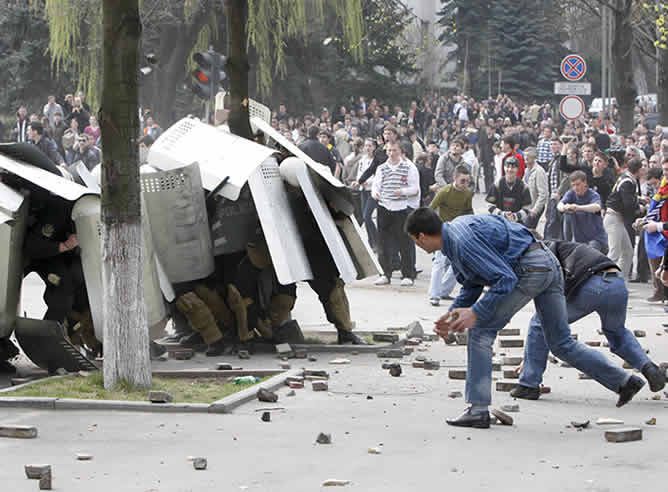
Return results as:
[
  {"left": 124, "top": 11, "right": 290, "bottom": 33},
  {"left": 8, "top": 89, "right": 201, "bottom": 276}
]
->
[{"left": 191, "top": 49, "right": 226, "bottom": 100}]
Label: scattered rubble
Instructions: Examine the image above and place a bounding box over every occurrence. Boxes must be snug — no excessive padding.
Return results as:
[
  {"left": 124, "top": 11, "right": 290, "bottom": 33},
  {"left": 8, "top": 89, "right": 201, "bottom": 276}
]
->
[
  {"left": 257, "top": 388, "right": 279, "bottom": 403},
  {"left": 367, "top": 447, "right": 382, "bottom": 454},
  {"left": 237, "top": 350, "right": 250, "bottom": 360},
  {"left": 216, "top": 363, "right": 233, "bottom": 370},
  {"left": 449, "top": 369, "right": 466, "bottom": 380},
  {"left": 491, "top": 408, "right": 514, "bottom": 425},
  {"left": 377, "top": 349, "right": 404, "bottom": 358},
  {"left": 312, "top": 381, "right": 329, "bottom": 391},
  {"left": 633, "top": 330, "right": 646, "bottom": 338},
  {"left": 322, "top": 479, "right": 350, "bottom": 486},
  {"left": 498, "top": 328, "right": 520, "bottom": 337},
  {"left": 316, "top": 432, "right": 332, "bottom": 444},
  {"left": 604, "top": 428, "right": 642, "bottom": 443},
  {"left": 387, "top": 363, "right": 402, "bottom": 377},
  {"left": 496, "top": 381, "right": 517, "bottom": 392},
  {"left": 0, "top": 425, "right": 38, "bottom": 439},
  {"left": 503, "top": 370, "right": 519, "bottom": 379},
  {"left": 39, "top": 467, "right": 52, "bottom": 490},
  {"left": 25, "top": 465, "right": 50, "bottom": 480},
  {"left": 448, "top": 391, "right": 462, "bottom": 398},
  {"left": 406, "top": 321, "right": 424, "bottom": 339},
  {"left": 571, "top": 420, "right": 590, "bottom": 429},
  {"left": 286, "top": 390, "right": 296, "bottom": 397},
  {"left": 596, "top": 418, "right": 624, "bottom": 425},
  {"left": 173, "top": 350, "right": 194, "bottom": 360},
  {"left": 329, "top": 358, "right": 351, "bottom": 365},
  {"left": 261, "top": 412, "right": 271, "bottom": 422},
  {"left": 373, "top": 333, "right": 399, "bottom": 343},
  {"left": 646, "top": 417, "right": 656, "bottom": 425},
  {"left": 148, "top": 391, "right": 173, "bottom": 404},
  {"left": 280, "top": 362, "right": 291, "bottom": 370},
  {"left": 412, "top": 361, "right": 424, "bottom": 368},
  {"left": 499, "top": 339, "right": 524, "bottom": 348},
  {"left": 193, "top": 457, "right": 207, "bottom": 470},
  {"left": 76, "top": 453, "right": 92, "bottom": 461},
  {"left": 423, "top": 360, "right": 440, "bottom": 370}
]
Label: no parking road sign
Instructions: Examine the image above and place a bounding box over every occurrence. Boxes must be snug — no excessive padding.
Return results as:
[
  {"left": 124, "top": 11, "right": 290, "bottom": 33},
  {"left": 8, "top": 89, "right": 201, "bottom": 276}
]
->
[
  {"left": 559, "top": 95, "right": 585, "bottom": 121},
  {"left": 560, "top": 54, "right": 587, "bottom": 81}
]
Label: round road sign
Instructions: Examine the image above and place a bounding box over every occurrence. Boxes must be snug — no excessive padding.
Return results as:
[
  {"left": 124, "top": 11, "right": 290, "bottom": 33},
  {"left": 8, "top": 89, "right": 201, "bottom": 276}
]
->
[
  {"left": 560, "top": 54, "right": 587, "bottom": 81},
  {"left": 559, "top": 96, "right": 585, "bottom": 120}
]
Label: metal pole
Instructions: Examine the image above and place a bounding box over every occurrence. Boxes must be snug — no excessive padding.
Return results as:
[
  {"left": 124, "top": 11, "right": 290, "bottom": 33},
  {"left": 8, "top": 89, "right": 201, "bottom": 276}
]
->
[
  {"left": 205, "top": 100, "right": 210, "bottom": 124},
  {"left": 601, "top": 5, "right": 608, "bottom": 114},
  {"left": 608, "top": 3, "right": 613, "bottom": 119}
]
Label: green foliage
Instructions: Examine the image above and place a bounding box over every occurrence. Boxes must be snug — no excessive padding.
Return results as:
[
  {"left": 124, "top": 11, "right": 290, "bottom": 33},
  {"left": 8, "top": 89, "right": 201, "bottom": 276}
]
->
[
  {"left": 0, "top": 5, "right": 74, "bottom": 120},
  {"left": 438, "top": 0, "right": 566, "bottom": 100},
  {"left": 264, "top": 0, "right": 416, "bottom": 113},
  {"left": 247, "top": 0, "right": 365, "bottom": 96}
]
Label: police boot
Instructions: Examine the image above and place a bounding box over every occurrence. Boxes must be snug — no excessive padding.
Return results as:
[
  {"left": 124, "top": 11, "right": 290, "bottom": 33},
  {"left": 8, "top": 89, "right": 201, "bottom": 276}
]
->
[
  {"left": 326, "top": 279, "right": 368, "bottom": 345},
  {"left": 270, "top": 294, "right": 296, "bottom": 327},
  {"left": 175, "top": 292, "right": 223, "bottom": 348},
  {"left": 227, "top": 285, "right": 255, "bottom": 342},
  {"left": 255, "top": 318, "right": 274, "bottom": 340},
  {"left": 194, "top": 285, "right": 235, "bottom": 328}
]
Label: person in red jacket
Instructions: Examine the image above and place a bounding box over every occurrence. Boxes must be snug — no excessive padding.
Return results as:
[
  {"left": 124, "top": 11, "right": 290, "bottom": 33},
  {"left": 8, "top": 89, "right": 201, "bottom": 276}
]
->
[{"left": 501, "top": 134, "right": 525, "bottom": 179}]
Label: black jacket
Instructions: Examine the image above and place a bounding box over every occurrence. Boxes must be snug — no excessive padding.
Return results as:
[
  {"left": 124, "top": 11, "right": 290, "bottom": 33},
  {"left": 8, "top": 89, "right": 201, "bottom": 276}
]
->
[
  {"left": 605, "top": 171, "right": 641, "bottom": 222},
  {"left": 298, "top": 138, "right": 335, "bottom": 174},
  {"left": 546, "top": 240, "right": 619, "bottom": 298}
]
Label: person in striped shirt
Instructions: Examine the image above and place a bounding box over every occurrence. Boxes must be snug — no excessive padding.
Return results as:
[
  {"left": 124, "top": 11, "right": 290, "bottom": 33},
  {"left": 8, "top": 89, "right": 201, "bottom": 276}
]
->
[{"left": 372, "top": 140, "right": 420, "bottom": 286}]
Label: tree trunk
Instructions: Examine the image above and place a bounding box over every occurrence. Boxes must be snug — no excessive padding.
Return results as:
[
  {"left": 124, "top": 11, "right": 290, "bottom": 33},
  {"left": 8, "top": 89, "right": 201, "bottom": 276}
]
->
[
  {"left": 611, "top": 0, "right": 636, "bottom": 135},
  {"left": 225, "top": 0, "right": 252, "bottom": 139},
  {"left": 659, "top": 45, "right": 668, "bottom": 126},
  {"left": 101, "top": 0, "right": 151, "bottom": 390}
]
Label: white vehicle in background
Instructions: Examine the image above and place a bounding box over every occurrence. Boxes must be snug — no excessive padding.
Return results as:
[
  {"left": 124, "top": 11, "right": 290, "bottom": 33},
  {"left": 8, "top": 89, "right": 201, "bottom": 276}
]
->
[
  {"left": 588, "top": 97, "right": 616, "bottom": 115},
  {"left": 635, "top": 93, "right": 657, "bottom": 112}
]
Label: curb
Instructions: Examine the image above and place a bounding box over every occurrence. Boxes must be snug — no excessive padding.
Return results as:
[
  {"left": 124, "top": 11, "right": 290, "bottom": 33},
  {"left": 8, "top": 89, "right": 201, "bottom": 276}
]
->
[
  {"left": 292, "top": 336, "right": 407, "bottom": 354},
  {"left": 208, "top": 368, "right": 303, "bottom": 414},
  {"left": 0, "top": 375, "right": 67, "bottom": 394},
  {"left": 0, "top": 369, "right": 301, "bottom": 414}
]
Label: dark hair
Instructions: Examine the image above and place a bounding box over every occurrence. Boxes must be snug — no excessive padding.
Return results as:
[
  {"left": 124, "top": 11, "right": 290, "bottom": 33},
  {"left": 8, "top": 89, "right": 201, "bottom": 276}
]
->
[
  {"left": 647, "top": 167, "right": 662, "bottom": 180},
  {"left": 29, "top": 121, "right": 44, "bottom": 135},
  {"left": 407, "top": 129, "right": 416, "bottom": 138},
  {"left": 139, "top": 135, "right": 154, "bottom": 147},
  {"left": 503, "top": 134, "right": 517, "bottom": 148},
  {"left": 627, "top": 158, "right": 643, "bottom": 174},
  {"left": 427, "top": 140, "right": 437, "bottom": 146},
  {"left": 404, "top": 207, "right": 442, "bottom": 236},
  {"left": 454, "top": 165, "right": 471, "bottom": 176},
  {"left": 307, "top": 125, "right": 319, "bottom": 139},
  {"left": 569, "top": 170, "right": 587, "bottom": 183},
  {"left": 453, "top": 137, "right": 467, "bottom": 148}
]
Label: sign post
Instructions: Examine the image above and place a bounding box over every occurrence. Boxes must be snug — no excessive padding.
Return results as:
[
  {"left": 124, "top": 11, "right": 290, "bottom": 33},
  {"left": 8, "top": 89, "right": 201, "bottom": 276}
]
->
[{"left": 556, "top": 54, "right": 588, "bottom": 120}]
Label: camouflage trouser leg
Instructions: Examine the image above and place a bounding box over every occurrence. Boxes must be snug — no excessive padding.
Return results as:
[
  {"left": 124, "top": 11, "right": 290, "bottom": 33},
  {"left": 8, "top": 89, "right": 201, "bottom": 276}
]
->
[{"left": 227, "top": 285, "right": 254, "bottom": 342}]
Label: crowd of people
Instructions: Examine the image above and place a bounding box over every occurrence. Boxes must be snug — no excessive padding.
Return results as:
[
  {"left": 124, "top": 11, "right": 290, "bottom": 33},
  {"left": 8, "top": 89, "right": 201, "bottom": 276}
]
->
[
  {"left": 272, "top": 93, "right": 667, "bottom": 310},
  {"left": 3, "top": 92, "right": 163, "bottom": 172}
]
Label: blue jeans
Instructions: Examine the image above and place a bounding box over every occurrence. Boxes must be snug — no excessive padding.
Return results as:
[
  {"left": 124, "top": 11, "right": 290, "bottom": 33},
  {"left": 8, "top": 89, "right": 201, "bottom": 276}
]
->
[
  {"left": 520, "top": 273, "right": 649, "bottom": 388},
  {"left": 466, "top": 247, "right": 630, "bottom": 406},
  {"left": 429, "top": 251, "right": 457, "bottom": 299},
  {"left": 360, "top": 191, "right": 378, "bottom": 249}
]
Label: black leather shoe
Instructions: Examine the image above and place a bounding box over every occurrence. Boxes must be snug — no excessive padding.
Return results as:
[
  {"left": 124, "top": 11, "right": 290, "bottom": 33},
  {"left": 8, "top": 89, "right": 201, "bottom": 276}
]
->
[
  {"left": 337, "top": 331, "right": 369, "bottom": 345},
  {"left": 616, "top": 375, "right": 645, "bottom": 407},
  {"left": 205, "top": 339, "right": 226, "bottom": 357},
  {"left": 446, "top": 407, "right": 490, "bottom": 429},
  {"left": 510, "top": 384, "right": 540, "bottom": 400},
  {"left": 149, "top": 341, "right": 167, "bottom": 360},
  {"left": 641, "top": 362, "right": 666, "bottom": 392}
]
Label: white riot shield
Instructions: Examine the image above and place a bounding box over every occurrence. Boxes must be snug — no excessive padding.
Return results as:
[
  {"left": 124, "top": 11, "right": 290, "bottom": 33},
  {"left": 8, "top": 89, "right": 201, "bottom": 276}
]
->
[
  {"left": 208, "top": 189, "right": 261, "bottom": 255},
  {"left": 0, "top": 183, "right": 28, "bottom": 337},
  {"left": 147, "top": 117, "right": 277, "bottom": 200},
  {"left": 140, "top": 163, "right": 214, "bottom": 283},
  {"left": 71, "top": 195, "right": 167, "bottom": 342},
  {"left": 279, "top": 157, "right": 358, "bottom": 284},
  {"left": 336, "top": 215, "right": 382, "bottom": 280},
  {"left": 247, "top": 157, "right": 312, "bottom": 285}
]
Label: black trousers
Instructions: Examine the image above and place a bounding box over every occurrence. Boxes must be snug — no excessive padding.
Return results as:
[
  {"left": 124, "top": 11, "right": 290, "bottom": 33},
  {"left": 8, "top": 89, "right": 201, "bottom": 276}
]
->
[{"left": 377, "top": 206, "right": 413, "bottom": 279}]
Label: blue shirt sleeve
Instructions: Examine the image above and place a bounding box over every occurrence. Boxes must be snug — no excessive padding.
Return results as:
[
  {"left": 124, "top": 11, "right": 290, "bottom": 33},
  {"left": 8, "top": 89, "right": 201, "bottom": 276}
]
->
[
  {"left": 443, "top": 220, "right": 520, "bottom": 321},
  {"left": 560, "top": 189, "right": 575, "bottom": 205}
]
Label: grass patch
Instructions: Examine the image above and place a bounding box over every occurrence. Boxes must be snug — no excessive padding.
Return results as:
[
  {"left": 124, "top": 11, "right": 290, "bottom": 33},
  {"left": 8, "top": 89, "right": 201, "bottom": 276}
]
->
[{"left": 2, "top": 371, "right": 265, "bottom": 403}]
